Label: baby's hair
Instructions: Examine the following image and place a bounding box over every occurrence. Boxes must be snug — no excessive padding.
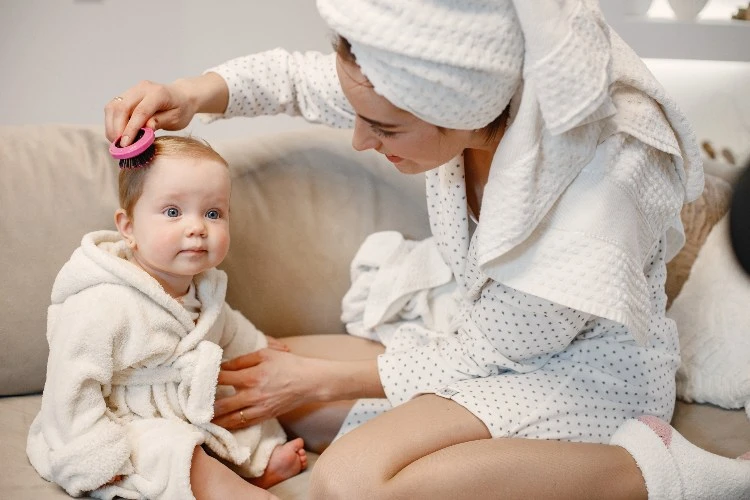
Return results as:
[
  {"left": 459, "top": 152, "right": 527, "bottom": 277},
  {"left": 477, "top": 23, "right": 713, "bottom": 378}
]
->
[{"left": 118, "top": 136, "right": 228, "bottom": 216}]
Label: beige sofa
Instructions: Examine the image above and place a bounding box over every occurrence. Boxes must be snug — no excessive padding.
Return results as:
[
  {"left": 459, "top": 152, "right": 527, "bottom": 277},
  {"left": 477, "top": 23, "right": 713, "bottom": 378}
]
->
[{"left": 1, "top": 124, "right": 748, "bottom": 499}]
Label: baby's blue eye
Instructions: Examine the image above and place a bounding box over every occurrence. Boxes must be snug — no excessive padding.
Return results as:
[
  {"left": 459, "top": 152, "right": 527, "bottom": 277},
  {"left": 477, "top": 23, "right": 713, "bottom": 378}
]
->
[
  {"left": 164, "top": 207, "right": 180, "bottom": 217},
  {"left": 206, "top": 209, "right": 220, "bottom": 220}
]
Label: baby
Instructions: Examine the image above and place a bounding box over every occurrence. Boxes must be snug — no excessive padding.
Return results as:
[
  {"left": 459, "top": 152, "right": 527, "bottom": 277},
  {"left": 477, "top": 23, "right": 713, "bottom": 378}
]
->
[{"left": 27, "top": 135, "right": 306, "bottom": 500}]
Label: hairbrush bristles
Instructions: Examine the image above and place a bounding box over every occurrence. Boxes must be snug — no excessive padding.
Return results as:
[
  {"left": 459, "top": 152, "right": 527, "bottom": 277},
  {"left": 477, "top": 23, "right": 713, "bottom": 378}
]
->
[{"left": 109, "top": 127, "right": 156, "bottom": 169}]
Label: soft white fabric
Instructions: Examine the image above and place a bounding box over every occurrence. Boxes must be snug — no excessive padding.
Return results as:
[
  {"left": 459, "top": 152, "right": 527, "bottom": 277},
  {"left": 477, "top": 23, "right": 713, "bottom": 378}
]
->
[
  {"left": 470, "top": 10, "right": 703, "bottom": 345},
  {"left": 668, "top": 215, "right": 750, "bottom": 418},
  {"left": 610, "top": 417, "right": 750, "bottom": 499},
  {"left": 316, "top": 0, "right": 523, "bottom": 130},
  {"left": 341, "top": 231, "right": 459, "bottom": 344},
  {"left": 26, "top": 231, "right": 286, "bottom": 499}
]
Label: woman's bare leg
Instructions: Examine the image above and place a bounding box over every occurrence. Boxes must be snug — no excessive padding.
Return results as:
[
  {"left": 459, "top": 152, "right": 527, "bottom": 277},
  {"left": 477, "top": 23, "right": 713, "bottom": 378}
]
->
[
  {"left": 276, "top": 334, "right": 385, "bottom": 453},
  {"left": 309, "top": 394, "right": 647, "bottom": 500}
]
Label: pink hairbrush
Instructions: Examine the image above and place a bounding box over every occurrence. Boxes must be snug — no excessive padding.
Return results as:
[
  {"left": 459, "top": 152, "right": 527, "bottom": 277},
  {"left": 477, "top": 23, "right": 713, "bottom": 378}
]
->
[{"left": 109, "top": 127, "right": 156, "bottom": 169}]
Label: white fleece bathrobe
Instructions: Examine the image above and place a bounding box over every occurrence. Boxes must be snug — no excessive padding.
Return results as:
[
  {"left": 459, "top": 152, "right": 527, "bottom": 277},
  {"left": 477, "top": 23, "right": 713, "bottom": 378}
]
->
[{"left": 27, "top": 231, "right": 286, "bottom": 500}]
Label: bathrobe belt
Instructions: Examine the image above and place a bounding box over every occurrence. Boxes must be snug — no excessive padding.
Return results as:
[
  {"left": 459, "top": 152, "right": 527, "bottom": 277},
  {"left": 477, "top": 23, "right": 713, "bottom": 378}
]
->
[{"left": 109, "top": 340, "right": 223, "bottom": 425}]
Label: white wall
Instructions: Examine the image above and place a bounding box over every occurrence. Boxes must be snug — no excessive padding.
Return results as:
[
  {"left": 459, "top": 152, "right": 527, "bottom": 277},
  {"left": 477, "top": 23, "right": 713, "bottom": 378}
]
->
[
  {"left": 1, "top": 0, "right": 748, "bottom": 158},
  {"left": 0, "top": 0, "right": 332, "bottom": 141}
]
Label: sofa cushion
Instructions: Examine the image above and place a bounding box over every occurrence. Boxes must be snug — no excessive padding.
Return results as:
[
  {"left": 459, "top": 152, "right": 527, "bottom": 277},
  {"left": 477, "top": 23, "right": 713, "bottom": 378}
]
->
[{"left": 0, "top": 125, "right": 117, "bottom": 396}]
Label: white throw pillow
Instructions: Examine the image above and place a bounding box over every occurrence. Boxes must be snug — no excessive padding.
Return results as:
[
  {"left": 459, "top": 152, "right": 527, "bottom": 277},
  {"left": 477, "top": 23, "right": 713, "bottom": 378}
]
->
[{"left": 667, "top": 215, "right": 750, "bottom": 418}]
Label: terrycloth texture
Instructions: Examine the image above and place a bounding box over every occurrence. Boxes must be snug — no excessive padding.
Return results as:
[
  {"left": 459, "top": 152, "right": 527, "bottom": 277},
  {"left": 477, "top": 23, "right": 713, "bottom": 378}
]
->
[
  {"left": 26, "top": 231, "right": 286, "bottom": 499},
  {"left": 668, "top": 216, "right": 750, "bottom": 418},
  {"left": 341, "top": 231, "right": 459, "bottom": 345},
  {"left": 610, "top": 416, "right": 750, "bottom": 499},
  {"left": 316, "top": 0, "right": 523, "bottom": 130},
  {"left": 469, "top": 8, "right": 703, "bottom": 345}
]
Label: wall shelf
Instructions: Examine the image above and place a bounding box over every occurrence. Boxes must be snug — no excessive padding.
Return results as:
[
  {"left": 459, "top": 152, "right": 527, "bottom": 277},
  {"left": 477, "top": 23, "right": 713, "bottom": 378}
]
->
[{"left": 607, "top": 16, "right": 750, "bottom": 62}]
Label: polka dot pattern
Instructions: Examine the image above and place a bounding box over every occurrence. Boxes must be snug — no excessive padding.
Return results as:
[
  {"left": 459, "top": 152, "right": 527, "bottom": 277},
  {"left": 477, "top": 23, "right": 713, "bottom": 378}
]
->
[
  {"left": 203, "top": 52, "right": 681, "bottom": 445},
  {"left": 339, "top": 238, "right": 678, "bottom": 443},
  {"left": 205, "top": 49, "right": 355, "bottom": 128}
]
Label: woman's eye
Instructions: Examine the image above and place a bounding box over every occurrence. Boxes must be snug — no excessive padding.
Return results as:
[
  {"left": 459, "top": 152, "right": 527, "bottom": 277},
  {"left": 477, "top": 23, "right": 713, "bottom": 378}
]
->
[
  {"left": 164, "top": 207, "right": 180, "bottom": 217},
  {"left": 206, "top": 209, "right": 220, "bottom": 220},
  {"left": 372, "top": 126, "right": 396, "bottom": 138}
]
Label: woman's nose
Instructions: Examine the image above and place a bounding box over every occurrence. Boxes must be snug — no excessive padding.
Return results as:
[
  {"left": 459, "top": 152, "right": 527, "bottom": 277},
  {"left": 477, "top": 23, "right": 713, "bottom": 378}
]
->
[{"left": 351, "top": 118, "right": 381, "bottom": 152}]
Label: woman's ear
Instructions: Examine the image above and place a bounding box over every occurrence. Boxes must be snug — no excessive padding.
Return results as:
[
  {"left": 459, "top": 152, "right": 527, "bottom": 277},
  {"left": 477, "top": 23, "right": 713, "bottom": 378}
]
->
[{"left": 114, "top": 208, "right": 136, "bottom": 249}]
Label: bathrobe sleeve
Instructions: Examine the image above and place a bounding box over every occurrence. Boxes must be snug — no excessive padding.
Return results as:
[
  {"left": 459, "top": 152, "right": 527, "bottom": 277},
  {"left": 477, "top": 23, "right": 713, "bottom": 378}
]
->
[
  {"left": 215, "top": 303, "right": 268, "bottom": 361},
  {"left": 27, "top": 287, "right": 132, "bottom": 497},
  {"left": 377, "top": 281, "right": 592, "bottom": 406},
  {"left": 204, "top": 49, "right": 355, "bottom": 128}
]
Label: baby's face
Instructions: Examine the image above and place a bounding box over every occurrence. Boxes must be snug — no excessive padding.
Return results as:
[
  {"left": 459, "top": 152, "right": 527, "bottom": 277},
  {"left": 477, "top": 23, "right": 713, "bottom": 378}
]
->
[{"left": 127, "top": 155, "right": 231, "bottom": 288}]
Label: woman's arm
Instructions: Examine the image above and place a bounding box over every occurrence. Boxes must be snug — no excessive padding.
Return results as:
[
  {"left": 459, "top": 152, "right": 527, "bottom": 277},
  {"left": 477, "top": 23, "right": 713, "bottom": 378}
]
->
[
  {"left": 212, "top": 348, "right": 384, "bottom": 429},
  {"left": 104, "top": 72, "right": 228, "bottom": 144},
  {"left": 204, "top": 49, "right": 355, "bottom": 128},
  {"left": 105, "top": 49, "right": 355, "bottom": 145}
]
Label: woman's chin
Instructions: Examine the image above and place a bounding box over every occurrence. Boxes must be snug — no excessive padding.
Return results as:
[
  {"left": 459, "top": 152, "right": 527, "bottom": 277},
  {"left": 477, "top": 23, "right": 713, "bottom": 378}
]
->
[{"left": 392, "top": 159, "right": 432, "bottom": 175}]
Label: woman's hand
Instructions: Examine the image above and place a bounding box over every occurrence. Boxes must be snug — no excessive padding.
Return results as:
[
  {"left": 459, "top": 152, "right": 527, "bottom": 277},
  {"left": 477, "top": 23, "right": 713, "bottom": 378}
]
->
[
  {"left": 213, "top": 348, "right": 318, "bottom": 429},
  {"left": 104, "top": 73, "right": 229, "bottom": 145},
  {"left": 266, "top": 335, "right": 290, "bottom": 352}
]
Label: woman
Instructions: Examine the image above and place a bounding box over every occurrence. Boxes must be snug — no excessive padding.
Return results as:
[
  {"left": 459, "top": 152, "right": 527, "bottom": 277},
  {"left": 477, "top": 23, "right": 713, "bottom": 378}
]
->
[{"left": 105, "top": 0, "right": 750, "bottom": 498}]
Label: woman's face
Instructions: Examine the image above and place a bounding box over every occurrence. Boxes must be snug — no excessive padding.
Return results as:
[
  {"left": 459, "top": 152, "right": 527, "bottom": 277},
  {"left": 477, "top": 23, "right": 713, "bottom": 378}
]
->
[{"left": 336, "top": 56, "right": 476, "bottom": 175}]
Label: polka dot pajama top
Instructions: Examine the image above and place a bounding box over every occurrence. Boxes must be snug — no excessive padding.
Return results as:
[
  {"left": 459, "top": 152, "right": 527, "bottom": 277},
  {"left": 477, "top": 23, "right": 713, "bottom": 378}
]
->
[{"left": 207, "top": 50, "right": 681, "bottom": 444}]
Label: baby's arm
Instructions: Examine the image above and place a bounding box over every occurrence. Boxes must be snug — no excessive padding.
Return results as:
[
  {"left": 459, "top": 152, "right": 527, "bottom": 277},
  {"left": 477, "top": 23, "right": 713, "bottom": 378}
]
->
[
  {"left": 27, "top": 288, "right": 131, "bottom": 496},
  {"left": 216, "top": 303, "right": 270, "bottom": 361}
]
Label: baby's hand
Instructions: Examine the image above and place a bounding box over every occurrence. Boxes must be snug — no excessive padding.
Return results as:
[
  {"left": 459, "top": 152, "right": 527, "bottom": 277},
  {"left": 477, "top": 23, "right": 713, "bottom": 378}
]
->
[{"left": 266, "top": 336, "right": 290, "bottom": 352}]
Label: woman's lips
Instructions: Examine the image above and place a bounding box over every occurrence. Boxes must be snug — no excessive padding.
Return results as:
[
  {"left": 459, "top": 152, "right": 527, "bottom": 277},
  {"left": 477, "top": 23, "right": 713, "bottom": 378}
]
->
[{"left": 385, "top": 154, "right": 403, "bottom": 164}]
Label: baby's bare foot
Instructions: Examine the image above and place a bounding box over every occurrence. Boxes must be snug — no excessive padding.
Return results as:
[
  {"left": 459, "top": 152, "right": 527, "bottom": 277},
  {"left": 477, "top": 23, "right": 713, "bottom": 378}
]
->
[{"left": 250, "top": 438, "right": 307, "bottom": 489}]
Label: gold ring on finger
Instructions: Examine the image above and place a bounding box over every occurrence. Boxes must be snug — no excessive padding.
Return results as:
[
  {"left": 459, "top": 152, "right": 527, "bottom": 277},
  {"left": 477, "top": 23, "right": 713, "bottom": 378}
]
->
[
  {"left": 239, "top": 409, "right": 247, "bottom": 424},
  {"left": 113, "top": 96, "right": 124, "bottom": 102}
]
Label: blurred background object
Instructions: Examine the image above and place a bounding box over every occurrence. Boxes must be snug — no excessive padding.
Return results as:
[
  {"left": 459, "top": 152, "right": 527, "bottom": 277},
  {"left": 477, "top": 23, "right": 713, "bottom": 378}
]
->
[{"left": 730, "top": 162, "right": 750, "bottom": 274}]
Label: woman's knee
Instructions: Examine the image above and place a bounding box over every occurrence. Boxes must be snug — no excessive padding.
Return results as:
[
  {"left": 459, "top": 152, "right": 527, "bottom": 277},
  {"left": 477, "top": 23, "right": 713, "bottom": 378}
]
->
[{"left": 309, "top": 444, "right": 384, "bottom": 500}]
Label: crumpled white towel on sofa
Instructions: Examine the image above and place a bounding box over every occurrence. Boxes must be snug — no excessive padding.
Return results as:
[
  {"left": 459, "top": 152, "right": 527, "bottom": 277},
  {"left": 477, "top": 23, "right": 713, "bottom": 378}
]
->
[{"left": 341, "top": 231, "right": 460, "bottom": 349}]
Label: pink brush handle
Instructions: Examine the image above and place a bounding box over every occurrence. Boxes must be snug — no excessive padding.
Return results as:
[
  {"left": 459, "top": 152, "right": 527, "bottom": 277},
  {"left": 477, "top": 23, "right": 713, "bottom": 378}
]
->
[{"left": 109, "top": 128, "right": 155, "bottom": 159}]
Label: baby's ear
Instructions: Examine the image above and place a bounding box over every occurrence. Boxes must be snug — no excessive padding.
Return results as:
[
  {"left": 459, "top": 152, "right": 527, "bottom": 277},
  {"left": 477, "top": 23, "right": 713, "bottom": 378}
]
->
[{"left": 114, "top": 209, "right": 136, "bottom": 248}]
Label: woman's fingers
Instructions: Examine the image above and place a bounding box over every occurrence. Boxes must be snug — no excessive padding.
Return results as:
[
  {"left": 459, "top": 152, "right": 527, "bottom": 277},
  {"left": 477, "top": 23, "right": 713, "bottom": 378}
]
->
[
  {"left": 266, "top": 336, "right": 290, "bottom": 352},
  {"left": 214, "top": 387, "right": 253, "bottom": 416},
  {"left": 104, "top": 80, "right": 190, "bottom": 145},
  {"left": 119, "top": 84, "right": 173, "bottom": 145},
  {"left": 214, "top": 406, "right": 267, "bottom": 429},
  {"left": 212, "top": 349, "right": 317, "bottom": 430},
  {"left": 221, "top": 350, "right": 264, "bottom": 371},
  {"left": 217, "top": 366, "right": 255, "bottom": 386},
  {"left": 104, "top": 82, "right": 150, "bottom": 142}
]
